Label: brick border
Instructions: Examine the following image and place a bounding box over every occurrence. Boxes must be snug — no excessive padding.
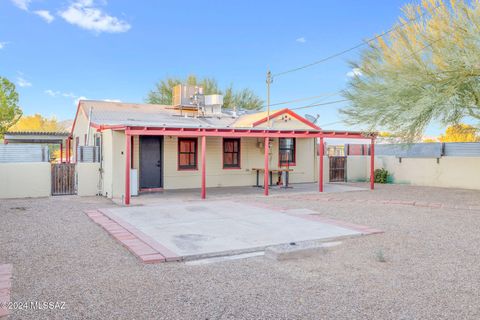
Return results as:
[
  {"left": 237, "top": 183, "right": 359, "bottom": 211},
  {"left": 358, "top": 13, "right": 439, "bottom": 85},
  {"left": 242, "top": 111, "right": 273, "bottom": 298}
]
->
[
  {"left": 98, "top": 208, "right": 180, "bottom": 262},
  {"left": 0, "top": 264, "right": 12, "bottom": 318},
  {"left": 84, "top": 209, "right": 180, "bottom": 264}
]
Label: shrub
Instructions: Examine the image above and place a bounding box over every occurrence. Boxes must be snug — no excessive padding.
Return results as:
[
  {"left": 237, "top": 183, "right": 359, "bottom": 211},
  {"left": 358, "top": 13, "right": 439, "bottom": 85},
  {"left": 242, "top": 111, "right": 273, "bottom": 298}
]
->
[
  {"left": 374, "top": 168, "right": 389, "bottom": 183},
  {"left": 375, "top": 249, "right": 387, "bottom": 263}
]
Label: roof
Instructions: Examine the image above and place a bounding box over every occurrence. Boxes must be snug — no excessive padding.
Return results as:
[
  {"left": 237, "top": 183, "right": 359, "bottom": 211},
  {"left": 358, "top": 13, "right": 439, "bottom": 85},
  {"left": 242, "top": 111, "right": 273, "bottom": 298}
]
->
[
  {"left": 74, "top": 100, "right": 321, "bottom": 132},
  {"left": 233, "top": 111, "right": 270, "bottom": 127},
  {"left": 4, "top": 131, "right": 69, "bottom": 144},
  {"left": 5, "top": 131, "right": 69, "bottom": 136},
  {"left": 78, "top": 100, "right": 239, "bottom": 129}
]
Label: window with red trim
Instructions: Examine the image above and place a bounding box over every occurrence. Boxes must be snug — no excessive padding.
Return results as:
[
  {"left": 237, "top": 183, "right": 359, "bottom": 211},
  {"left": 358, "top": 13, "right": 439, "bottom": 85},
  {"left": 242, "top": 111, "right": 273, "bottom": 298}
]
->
[
  {"left": 178, "top": 138, "right": 197, "bottom": 170},
  {"left": 279, "top": 138, "right": 295, "bottom": 166},
  {"left": 223, "top": 138, "right": 240, "bottom": 168}
]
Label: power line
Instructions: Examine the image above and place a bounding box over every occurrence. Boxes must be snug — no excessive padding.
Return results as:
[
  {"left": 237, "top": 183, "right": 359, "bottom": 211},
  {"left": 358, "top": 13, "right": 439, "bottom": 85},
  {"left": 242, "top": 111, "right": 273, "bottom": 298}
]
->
[
  {"left": 291, "top": 99, "right": 349, "bottom": 111},
  {"left": 265, "top": 92, "right": 340, "bottom": 108},
  {"left": 319, "top": 120, "right": 343, "bottom": 127},
  {"left": 272, "top": 3, "right": 442, "bottom": 78}
]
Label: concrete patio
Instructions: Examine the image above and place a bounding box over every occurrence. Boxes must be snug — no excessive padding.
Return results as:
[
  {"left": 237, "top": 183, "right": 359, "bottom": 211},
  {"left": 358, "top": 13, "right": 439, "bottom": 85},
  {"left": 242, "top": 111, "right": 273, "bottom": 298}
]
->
[
  {"left": 118, "top": 182, "right": 367, "bottom": 206},
  {"left": 93, "top": 198, "right": 381, "bottom": 262}
]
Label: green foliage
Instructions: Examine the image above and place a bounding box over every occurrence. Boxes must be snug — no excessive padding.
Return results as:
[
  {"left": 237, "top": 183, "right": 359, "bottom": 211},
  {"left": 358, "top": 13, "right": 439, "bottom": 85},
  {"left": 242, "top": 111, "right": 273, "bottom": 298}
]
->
[
  {"left": 341, "top": 0, "right": 480, "bottom": 141},
  {"left": 146, "top": 75, "right": 263, "bottom": 110},
  {"left": 0, "top": 76, "right": 22, "bottom": 136},
  {"left": 375, "top": 249, "right": 387, "bottom": 263},
  {"left": 374, "top": 168, "right": 389, "bottom": 183}
]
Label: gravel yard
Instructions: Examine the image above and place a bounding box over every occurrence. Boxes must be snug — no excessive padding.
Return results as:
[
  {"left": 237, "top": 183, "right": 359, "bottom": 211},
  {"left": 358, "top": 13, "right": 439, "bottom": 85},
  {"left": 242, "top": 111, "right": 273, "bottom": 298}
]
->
[{"left": 1, "top": 184, "right": 480, "bottom": 319}]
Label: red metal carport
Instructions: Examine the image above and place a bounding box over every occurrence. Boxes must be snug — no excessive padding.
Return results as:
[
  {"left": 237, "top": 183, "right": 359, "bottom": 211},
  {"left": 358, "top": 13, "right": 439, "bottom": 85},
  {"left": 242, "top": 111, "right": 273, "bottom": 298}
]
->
[{"left": 121, "top": 126, "right": 376, "bottom": 205}]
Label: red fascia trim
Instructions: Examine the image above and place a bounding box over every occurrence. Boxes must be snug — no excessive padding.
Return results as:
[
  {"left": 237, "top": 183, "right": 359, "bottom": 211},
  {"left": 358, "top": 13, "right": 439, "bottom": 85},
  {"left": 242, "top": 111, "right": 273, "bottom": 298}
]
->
[
  {"left": 278, "top": 137, "right": 297, "bottom": 167},
  {"left": 177, "top": 137, "right": 199, "bottom": 171},
  {"left": 69, "top": 101, "right": 82, "bottom": 138},
  {"left": 91, "top": 123, "right": 127, "bottom": 131},
  {"left": 128, "top": 128, "right": 320, "bottom": 138},
  {"left": 222, "top": 137, "right": 241, "bottom": 170},
  {"left": 252, "top": 109, "right": 322, "bottom": 131}
]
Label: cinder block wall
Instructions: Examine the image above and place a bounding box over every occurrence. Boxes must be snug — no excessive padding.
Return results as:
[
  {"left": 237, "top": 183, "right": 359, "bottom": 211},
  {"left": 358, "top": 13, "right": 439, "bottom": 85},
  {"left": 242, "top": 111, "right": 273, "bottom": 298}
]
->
[{"left": 346, "top": 155, "right": 480, "bottom": 190}]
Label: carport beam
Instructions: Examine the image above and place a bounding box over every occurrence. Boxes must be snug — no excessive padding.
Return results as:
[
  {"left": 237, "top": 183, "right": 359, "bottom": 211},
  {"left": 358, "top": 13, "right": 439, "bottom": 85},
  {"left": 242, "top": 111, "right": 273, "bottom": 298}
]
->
[
  {"left": 66, "top": 138, "right": 70, "bottom": 163},
  {"left": 125, "top": 133, "right": 131, "bottom": 205},
  {"left": 264, "top": 137, "right": 269, "bottom": 196},
  {"left": 201, "top": 135, "right": 206, "bottom": 199},
  {"left": 370, "top": 138, "right": 375, "bottom": 190},
  {"left": 319, "top": 137, "right": 324, "bottom": 192}
]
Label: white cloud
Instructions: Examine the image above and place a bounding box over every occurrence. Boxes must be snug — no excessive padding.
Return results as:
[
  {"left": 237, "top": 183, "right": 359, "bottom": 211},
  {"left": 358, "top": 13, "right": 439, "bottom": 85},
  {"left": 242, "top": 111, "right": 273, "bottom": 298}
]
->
[
  {"left": 347, "top": 68, "right": 362, "bottom": 78},
  {"left": 45, "top": 89, "right": 59, "bottom": 96},
  {"left": 0, "top": 42, "right": 7, "bottom": 50},
  {"left": 296, "top": 37, "right": 306, "bottom": 44},
  {"left": 11, "top": 0, "right": 30, "bottom": 11},
  {"left": 17, "top": 76, "right": 32, "bottom": 87},
  {"left": 62, "top": 92, "right": 76, "bottom": 98},
  {"left": 45, "top": 89, "right": 78, "bottom": 99},
  {"left": 59, "top": 0, "right": 131, "bottom": 33},
  {"left": 34, "top": 10, "right": 54, "bottom": 23},
  {"left": 75, "top": 96, "right": 88, "bottom": 105}
]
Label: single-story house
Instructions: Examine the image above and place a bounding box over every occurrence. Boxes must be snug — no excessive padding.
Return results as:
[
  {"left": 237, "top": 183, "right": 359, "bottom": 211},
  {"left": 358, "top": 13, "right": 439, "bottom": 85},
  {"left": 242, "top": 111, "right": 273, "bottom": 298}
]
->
[{"left": 70, "top": 98, "right": 375, "bottom": 204}]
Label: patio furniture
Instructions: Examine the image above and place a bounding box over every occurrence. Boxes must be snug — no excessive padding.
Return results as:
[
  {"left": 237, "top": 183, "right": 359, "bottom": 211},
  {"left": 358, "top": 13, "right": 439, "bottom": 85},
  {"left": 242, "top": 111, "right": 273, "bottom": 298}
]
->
[{"left": 252, "top": 168, "right": 293, "bottom": 188}]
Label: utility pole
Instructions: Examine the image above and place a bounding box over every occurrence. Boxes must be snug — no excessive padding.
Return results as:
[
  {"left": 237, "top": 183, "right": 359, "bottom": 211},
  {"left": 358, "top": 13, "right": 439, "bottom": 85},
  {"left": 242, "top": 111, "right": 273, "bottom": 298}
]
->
[{"left": 266, "top": 69, "right": 272, "bottom": 128}]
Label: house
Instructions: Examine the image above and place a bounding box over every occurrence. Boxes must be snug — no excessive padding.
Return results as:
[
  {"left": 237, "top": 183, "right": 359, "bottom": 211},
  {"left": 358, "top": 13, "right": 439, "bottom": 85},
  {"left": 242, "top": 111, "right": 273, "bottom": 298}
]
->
[{"left": 69, "top": 91, "right": 374, "bottom": 204}]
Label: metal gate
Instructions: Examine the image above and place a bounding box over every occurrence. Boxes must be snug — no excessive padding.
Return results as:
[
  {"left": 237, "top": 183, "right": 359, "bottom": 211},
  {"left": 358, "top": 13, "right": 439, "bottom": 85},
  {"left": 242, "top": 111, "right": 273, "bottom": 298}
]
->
[
  {"left": 329, "top": 156, "right": 347, "bottom": 182},
  {"left": 51, "top": 164, "right": 76, "bottom": 195}
]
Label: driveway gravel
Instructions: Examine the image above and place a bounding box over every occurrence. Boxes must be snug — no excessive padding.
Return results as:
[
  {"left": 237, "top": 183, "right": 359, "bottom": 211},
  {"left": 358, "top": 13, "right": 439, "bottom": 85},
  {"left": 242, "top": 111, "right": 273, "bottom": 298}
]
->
[{"left": 1, "top": 184, "right": 480, "bottom": 319}]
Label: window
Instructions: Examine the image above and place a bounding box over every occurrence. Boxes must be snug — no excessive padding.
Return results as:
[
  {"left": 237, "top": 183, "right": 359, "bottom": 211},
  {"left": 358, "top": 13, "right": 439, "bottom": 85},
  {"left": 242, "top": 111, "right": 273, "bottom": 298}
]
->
[
  {"left": 223, "top": 138, "right": 241, "bottom": 168},
  {"left": 279, "top": 138, "right": 296, "bottom": 166},
  {"left": 178, "top": 138, "right": 197, "bottom": 170}
]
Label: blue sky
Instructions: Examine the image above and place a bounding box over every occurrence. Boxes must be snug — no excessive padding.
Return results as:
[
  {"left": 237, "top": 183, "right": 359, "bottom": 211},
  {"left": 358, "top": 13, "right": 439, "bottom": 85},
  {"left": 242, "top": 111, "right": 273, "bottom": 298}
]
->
[{"left": 0, "top": 0, "right": 446, "bottom": 135}]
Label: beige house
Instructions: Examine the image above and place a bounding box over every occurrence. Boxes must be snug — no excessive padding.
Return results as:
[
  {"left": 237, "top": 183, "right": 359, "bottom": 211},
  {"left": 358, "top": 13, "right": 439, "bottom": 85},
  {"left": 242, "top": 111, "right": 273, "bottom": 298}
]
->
[{"left": 70, "top": 99, "right": 374, "bottom": 204}]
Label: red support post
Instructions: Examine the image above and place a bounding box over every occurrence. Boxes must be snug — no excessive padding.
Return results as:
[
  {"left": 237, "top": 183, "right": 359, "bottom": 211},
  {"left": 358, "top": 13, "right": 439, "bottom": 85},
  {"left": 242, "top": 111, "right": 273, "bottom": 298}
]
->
[
  {"left": 201, "top": 135, "right": 206, "bottom": 199},
  {"left": 370, "top": 138, "right": 375, "bottom": 190},
  {"left": 66, "top": 139, "right": 70, "bottom": 163},
  {"left": 125, "top": 133, "right": 131, "bottom": 205},
  {"left": 264, "top": 137, "right": 269, "bottom": 196},
  {"left": 319, "top": 137, "right": 324, "bottom": 192},
  {"left": 60, "top": 141, "right": 63, "bottom": 163}
]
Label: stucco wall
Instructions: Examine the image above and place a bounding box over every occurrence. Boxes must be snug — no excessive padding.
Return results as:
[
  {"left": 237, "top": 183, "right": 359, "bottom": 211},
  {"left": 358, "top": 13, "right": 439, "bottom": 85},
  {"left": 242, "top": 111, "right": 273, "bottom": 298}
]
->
[
  {"left": 162, "top": 136, "right": 317, "bottom": 189},
  {"left": 0, "top": 163, "right": 51, "bottom": 199},
  {"left": 105, "top": 135, "right": 318, "bottom": 198},
  {"left": 346, "top": 155, "right": 480, "bottom": 190},
  {"left": 76, "top": 163, "right": 100, "bottom": 196},
  {"left": 101, "top": 130, "right": 113, "bottom": 198},
  {"left": 346, "top": 156, "right": 370, "bottom": 182}
]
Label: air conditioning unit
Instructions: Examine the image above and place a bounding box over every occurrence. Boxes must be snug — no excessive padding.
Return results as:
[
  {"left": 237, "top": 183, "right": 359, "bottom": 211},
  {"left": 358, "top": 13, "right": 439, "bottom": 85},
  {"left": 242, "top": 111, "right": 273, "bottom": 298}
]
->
[{"left": 172, "top": 84, "right": 204, "bottom": 109}]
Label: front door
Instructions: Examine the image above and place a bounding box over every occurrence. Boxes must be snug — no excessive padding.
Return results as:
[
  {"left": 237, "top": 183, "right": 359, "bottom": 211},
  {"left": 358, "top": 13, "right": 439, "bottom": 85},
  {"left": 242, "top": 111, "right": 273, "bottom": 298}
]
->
[{"left": 140, "top": 136, "right": 163, "bottom": 189}]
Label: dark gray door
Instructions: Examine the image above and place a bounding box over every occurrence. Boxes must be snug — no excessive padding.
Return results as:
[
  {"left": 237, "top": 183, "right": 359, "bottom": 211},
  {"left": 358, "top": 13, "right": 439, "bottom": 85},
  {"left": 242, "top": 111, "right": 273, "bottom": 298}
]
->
[{"left": 140, "top": 136, "right": 163, "bottom": 188}]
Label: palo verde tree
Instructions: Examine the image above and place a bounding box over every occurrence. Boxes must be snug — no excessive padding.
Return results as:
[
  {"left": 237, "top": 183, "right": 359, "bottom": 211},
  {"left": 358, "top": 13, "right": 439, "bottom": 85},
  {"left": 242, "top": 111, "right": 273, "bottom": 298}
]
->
[
  {"left": 439, "top": 123, "right": 479, "bottom": 142},
  {"left": 341, "top": 0, "right": 480, "bottom": 141},
  {"left": 0, "top": 76, "right": 22, "bottom": 136},
  {"left": 146, "top": 75, "right": 263, "bottom": 110}
]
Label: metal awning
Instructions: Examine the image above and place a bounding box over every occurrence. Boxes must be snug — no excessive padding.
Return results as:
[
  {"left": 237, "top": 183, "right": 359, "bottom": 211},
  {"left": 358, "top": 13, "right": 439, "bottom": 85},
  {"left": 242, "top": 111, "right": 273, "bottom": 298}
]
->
[{"left": 4, "top": 131, "right": 69, "bottom": 144}]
